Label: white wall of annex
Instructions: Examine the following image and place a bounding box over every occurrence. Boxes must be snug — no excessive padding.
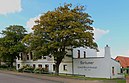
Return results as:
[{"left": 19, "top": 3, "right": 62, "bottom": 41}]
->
[
  {"left": 73, "top": 58, "right": 111, "bottom": 78},
  {"left": 73, "top": 47, "right": 97, "bottom": 58}
]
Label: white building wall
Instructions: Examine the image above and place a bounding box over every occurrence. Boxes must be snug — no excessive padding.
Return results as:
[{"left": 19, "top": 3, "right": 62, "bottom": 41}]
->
[
  {"left": 16, "top": 45, "right": 122, "bottom": 78},
  {"left": 110, "top": 59, "right": 123, "bottom": 78},
  {"left": 73, "top": 47, "right": 97, "bottom": 58},
  {"left": 16, "top": 55, "right": 72, "bottom": 73},
  {"left": 73, "top": 58, "right": 111, "bottom": 78},
  {"left": 59, "top": 63, "right": 72, "bottom": 74}
]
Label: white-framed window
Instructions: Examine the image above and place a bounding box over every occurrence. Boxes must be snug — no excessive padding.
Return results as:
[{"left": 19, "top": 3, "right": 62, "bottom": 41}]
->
[
  {"left": 38, "top": 64, "right": 42, "bottom": 68},
  {"left": 43, "top": 56, "right": 46, "bottom": 59},
  {"left": 84, "top": 51, "right": 86, "bottom": 58},
  {"left": 30, "top": 52, "right": 33, "bottom": 60},
  {"left": 27, "top": 55, "right": 29, "bottom": 60},
  {"left": 45, "top": 64, "right": 49, "bottom": 72},
  {"left": 33, "top": 64, "right": 35, "bottom": 68},
  {"left": 78, "top": 50, "right": 80, "bottom": 58},
  {"left": 53, "top": 64, "right": 56, "bottom": 71},
  {"left": 18, "top": 64, "right": 20, "bottom": 68},
  {"left": 112, "top": 67, "right": 114, "bottom": 75},
  {"left": 63, "top": 65, "right": 67, "bottom": 71}
]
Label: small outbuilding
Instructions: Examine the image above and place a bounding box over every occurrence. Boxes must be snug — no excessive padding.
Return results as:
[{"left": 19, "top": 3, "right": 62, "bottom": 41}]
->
[{"left": 115, "top": 56, "right": 129, "bottom": 74}]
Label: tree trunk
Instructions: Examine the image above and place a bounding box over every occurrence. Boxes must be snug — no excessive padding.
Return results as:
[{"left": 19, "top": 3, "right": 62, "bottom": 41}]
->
[
  {"left": 0, "top": 59, "right": 1, "bottom": 65},
  {"left": 10, "top": 61, "right": 13, "bottom": 68},
  {"left": 55, "top": 62, "right": 60, "bottom": 75},
  {"left": 54, "top": 48, "right": 66, "bottom": 75},
  {"left": 9, "top": 55, "right": 14, "bottom": 68}
]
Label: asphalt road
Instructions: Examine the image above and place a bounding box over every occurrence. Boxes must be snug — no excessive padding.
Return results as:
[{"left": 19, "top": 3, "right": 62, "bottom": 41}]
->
[{"left": 0, "top": 73, "right": 60, "bottom": 83}]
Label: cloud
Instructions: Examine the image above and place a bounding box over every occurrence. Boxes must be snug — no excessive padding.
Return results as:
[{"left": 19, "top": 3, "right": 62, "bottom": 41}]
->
[
  {"left": 0, "top": 0, "right": 22, "bottom": 15},
  {"left": 93, "top": 28, "right": 109, "bottom": 41},
  {"left": 26, "top": 15, "right": 40, "bottom": 32}
]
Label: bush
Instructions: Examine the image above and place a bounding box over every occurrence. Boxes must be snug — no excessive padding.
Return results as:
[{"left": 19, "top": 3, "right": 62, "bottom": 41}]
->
[
  {"left": 44, "top": 68, "right": 49, "bottom": 73},
  {"left": 0, "top": 65, "right": 8, "bottom": 69},
  {"left": 23, "top": 66, "right": 34, "bottom": 73},
  {"left": 18, "top": 65, "right": 49, "bottom": 74},
  {"left": 18, "top": 65, "right": 34, "bottom": 73},
  {"left": 33, "top": 68, "right": 45, "bottom": 74}
]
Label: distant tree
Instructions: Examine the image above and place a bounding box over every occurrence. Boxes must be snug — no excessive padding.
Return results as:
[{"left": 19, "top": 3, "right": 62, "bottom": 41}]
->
[
  {"left": 22, "top": 4, "right": 98, "bottom": 74},
  {"left": 0, "top": 25, "right": 27, "bottom": 67}
]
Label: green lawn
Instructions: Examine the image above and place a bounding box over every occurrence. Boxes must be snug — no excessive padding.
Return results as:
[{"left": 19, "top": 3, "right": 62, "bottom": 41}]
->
[
  {"left": 117, "top": 80, "right": 126, "bottom": 83},
  {"left": 44, "top": 73, "right": 126, "bottom": 83}
]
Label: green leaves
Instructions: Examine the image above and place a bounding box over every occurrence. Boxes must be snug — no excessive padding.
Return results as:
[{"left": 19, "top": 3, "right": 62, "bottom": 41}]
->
[
  {"left": 22, "top": 3, "right": 98, "bottom": 74},
  {"left": 0, "top": 25, "right": 27, "bottom": 67},
  {"left": 23, "top": 3, "right": 98, "bottom": 58}
]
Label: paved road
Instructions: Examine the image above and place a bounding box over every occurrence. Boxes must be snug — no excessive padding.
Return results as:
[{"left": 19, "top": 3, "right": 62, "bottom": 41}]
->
[
  {"left": 126, "top": 76, "right": 129, "bottom": 83},
  {"left": 0, "top": 70, "right": 124, "bottom": 83},
  {"left": 0, "top": 73, "right": 60, "bottom": 83}
]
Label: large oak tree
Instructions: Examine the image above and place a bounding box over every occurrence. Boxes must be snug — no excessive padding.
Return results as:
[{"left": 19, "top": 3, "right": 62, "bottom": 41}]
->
[{"left": 22, "top": 4, "right": 98, "bottom": 74}]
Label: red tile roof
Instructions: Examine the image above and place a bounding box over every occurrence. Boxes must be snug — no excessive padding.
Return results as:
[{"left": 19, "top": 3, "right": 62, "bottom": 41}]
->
[{"left": 115, "top": 56, "right": 129, "bottom": 68}]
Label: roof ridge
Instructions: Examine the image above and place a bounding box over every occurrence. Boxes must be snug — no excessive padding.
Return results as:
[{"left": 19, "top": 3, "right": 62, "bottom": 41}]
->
[{"left": 117, "top": 56, "right": 129, "bottom": 58}]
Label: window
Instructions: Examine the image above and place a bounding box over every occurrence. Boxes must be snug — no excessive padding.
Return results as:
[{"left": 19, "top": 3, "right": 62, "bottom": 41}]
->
[
  {"left": 45, "top": 64, "right": 49, "bottom": 71},
  {"left": 78, "top": 50, "right": 80, "bottom": 58},
  {"left": 18, "top": 64, "right": 20, "bottom": 68},
  {"left": 27, "top": 55, "right": 29, "bottom": 60},
  {"left": 43, "top": 56, "right": 46, "bottom": 59},
  {"left": 84, "top": 51, "right": 86, "bottom": 58},
  {"left": 112, "top": 67, "right": 114, "bottom": 75},
  {"left": 38, "top": 64, "right": 42, "bottom": 68},
  {"left": 127, "top": 69, "right": 129, "bottom": 74},
  {"left": 63, "top": 65, "right": 67, "bottom": 71},
  {"left": 33, "top": 64, "right": 35, "bottom": 68},
  {"left": 49, "top": 55, "right": 52, "bottom": 58},
  {"left": 30, "top": 52, "right": 33, "bottom": 60},
  {"left": 53, "top": 64, "right": 56, "bottom": 71},
  {"left": 120, "top": 68, "right": 123, "bottom": 73}
]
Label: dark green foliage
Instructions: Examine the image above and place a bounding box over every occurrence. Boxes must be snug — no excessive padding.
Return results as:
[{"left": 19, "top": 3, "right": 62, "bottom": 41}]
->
[
  {"left": 33, "top": 68, "right": 48, "bottom": 74},
  {"left": 18, "top": 65, "right": 34, "bottom": 73},
  {"left": 18, "top": 65, "right": 48, "bottom": 74},
  {"left": 0, "top": 65, "right": 8, "bottom": 69},
  {"left": 0, "top": 25, "right": 27, "bottom": 67}
]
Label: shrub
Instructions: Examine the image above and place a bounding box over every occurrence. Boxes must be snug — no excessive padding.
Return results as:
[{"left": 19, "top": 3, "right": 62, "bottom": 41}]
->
[
  {"left": 0, "top": 65, "right": 8, "bottom": 69},
  {"left": 23, "top": 66, "right": 34, "bottom": 73},
  {"left": 33, "top": 68, "right": 45, "bottom": 74},
  {"left": 18, "top": 65, "right": 34, "bottom": 73}
]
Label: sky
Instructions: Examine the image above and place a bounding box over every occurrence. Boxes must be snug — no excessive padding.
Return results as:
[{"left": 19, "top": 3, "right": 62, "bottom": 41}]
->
[{"left": 0, "top": 0, "right": 129, "bottom": 58}]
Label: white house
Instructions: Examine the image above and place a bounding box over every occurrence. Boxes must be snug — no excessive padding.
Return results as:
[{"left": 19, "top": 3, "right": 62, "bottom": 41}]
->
[
  {"left": 73, "top": 45, "right": 122, "bottom": 78},
  {"left": 16, "top": 45, "right": 123, "bottom": 78}
]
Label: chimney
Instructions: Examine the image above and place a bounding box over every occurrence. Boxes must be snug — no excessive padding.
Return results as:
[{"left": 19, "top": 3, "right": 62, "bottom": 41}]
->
[{"left": 104, "top": 45, "right": 111, "bottom": 59}]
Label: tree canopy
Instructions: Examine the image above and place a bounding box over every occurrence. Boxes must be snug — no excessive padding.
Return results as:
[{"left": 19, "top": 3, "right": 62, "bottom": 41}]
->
[
  {"left": 22, "top": 4, "right": 98, "bottom": 74},
  {"left": 0, "top": 25, "right": 27, "bottom": 67}
]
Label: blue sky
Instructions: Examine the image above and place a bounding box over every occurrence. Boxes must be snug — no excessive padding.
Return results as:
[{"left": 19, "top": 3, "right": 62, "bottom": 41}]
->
[{"left": 0, "top": 0, "right": 129, "bottom": 58}]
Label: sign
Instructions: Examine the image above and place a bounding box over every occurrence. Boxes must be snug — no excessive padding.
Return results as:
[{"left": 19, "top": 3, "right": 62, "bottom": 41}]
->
[{"left": 77, "top": 61, "right": 97, "bottom": 71}]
